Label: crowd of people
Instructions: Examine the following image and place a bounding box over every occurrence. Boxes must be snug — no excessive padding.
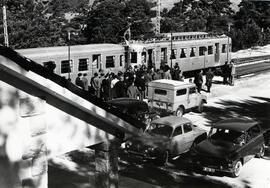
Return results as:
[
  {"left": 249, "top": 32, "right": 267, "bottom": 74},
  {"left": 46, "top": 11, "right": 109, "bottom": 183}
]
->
[{"left": 74, "top": 60, "right": 235, "bottom": 101}]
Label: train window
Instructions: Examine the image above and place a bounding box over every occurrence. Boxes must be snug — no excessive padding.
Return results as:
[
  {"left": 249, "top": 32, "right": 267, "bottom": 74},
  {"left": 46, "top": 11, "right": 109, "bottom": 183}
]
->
[
  {"left": 222, "top": 44, "right": 227, "bottom": 53},
  {"left": 208, "top": 46, "right": 213, "bottom": 55},
  {"left": 171, "top": 49, "right": 177, "bottom": 59},
  {"left": 190, "top": 47, "right": 196, "bottom": 57},
  {"left": 78, "top": 58, "right": 89, "bottom": 71},
  {"left": 131, "top": 52, "right": 137, "bottom": 64},
  {"left": 180, "top": 48, "right": 187, "bottom": 58},
  {"left": 176, "top": 89, "right": 187, "bottom": 96},
  {"left": 154, "top": 89, "right": 167, "bottom": 95},
  {"left": 106, "top": 56, "right": 115, "bottom": 68},
  {"left": 199, "top": 47, "right": 207, "bottom": 56},
  {"left": 161, "top": 48, "right": 167, "bottom": 61},
  {"left": 61, "top": 60, "right": 73, "bottom": 74},
  {"left": 43, "top": 61, "right": 56, "bottom": 72},
  {"left": 93, "top": 54, "right": 101, "bottom": 69},
  {"left": 120, "top": 55, "right": 124, "bottom": 67}
]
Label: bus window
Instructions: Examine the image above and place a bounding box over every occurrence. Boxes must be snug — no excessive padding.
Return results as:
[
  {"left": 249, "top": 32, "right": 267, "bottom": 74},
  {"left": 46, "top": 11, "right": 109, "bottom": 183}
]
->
[
  {"left": 190, "top": 47, "right": 196, "bottom": 57},
  {"left": 222, "top": 44, "right": 227, "bottom": 53},
  {"left": 180, "top": 48, "right": 187, "bottom": 58},
  {"left": 78, "top": 58, "right": 89, "bottom": 71},
  {"left": 43, "top": 61, "right": 56, "bottom": 72},
  {"left": 61, "top": 60, "right": 73, "bottom": 74},
  {"left": 208, "top": 46, "right": 213, "bottom": 55},
  {"left": 106, "top": 56, "right": 115, "bottom": 68}
]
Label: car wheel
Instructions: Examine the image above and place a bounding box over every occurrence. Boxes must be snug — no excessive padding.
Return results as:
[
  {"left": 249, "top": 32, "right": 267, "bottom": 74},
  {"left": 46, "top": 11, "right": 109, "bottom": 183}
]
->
[
  {"left": 256, "top": 145, "right": 265, "bottom": 158},
  {"left": 198, "top": 101, "right": 204, "bottom": 113},
  {"left": 231, "top": 160, "right": 242, "bottom": 178},
  {"left": 175, "top": 107, "right": 184, "bottom": 117}
]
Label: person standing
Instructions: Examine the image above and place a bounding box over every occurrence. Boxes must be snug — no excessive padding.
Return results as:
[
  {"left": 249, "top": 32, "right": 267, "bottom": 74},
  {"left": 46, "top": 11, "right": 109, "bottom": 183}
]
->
[
  {"left": 91, "top": 72, "right": 100, "bottom": 97},
  {"left": 114, "top": 75, "right": 126, "bottom": 98},
  {"left": 101, "top": 73, "right": 110, "bottom": 101},
  {"left": 75, "top": 73, "right": 83, "bottom": 88},
  {"left": 135, "top": 74, "right": 146, "bottom": 100},
  {"left": 127, "top": 81, "right": 139, "bottom": 99},
  {"left": 205, "top": 69, "right": 214, "bottom": 92},
  {"left": 194, "top": 70, "right": 203, "bottom": 93},
  {"left": 229, "top": 60, "right": 236, "bottom": 86},
  {"left": 81, "top": 73, "right": 89, "bottom": 91}
]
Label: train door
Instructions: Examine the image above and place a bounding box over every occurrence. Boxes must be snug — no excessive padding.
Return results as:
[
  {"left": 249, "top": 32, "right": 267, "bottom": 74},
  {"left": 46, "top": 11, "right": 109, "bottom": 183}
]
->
[
  {"left": 161, "top": 48, "right": 167, "bottom": 64},
  {"left": 215, "top": 43, "right": 220, "bottom": 63},
  {"left": 147, "top": 49, "right": 154, "bottom": 68},
  {"left": 92, "top": 54, "right": 101, "bottom": 76}
]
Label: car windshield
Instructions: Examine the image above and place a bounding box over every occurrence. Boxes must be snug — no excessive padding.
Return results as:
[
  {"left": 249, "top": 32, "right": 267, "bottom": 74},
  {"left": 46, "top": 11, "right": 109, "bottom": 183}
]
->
[
  {"left": 209, "top": 128, "right": 244, "bottom": 144},
  {"left": 147, "top": 123, "right": 173, "bottom": 138}
]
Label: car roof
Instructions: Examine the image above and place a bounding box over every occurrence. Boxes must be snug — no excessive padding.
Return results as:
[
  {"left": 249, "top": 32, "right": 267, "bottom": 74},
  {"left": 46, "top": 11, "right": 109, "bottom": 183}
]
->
[
  {"left": 212, "top": 118, "right": 259, "bottom": 132},
  {"left": 107, "top": 98, "right": 148, "bottom": 111},
  {"left": 149, "top": 79, "right": 195, "bottom": 88},
  {"left": 151, "top": 116, "right": 191, "bottom": 128}
]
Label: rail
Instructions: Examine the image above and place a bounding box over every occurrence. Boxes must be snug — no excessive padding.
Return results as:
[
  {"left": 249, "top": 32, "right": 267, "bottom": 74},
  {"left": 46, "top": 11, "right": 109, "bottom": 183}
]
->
[{"left": 232, "top": 55, "right": 270, "bottom": 65}]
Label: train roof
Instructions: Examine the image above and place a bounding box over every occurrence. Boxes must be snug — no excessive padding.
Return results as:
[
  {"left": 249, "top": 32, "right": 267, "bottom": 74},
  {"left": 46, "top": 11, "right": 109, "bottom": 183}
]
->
[
  {"left": 16, "top": 43, "right": 125, "bottom": 58},
  {"left": 161, "top": 32, "right": 208, "bottom": 37}
]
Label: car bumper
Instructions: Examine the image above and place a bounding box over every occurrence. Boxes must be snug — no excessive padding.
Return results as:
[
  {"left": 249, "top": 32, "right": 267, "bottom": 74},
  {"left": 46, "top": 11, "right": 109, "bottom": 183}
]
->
[{"left": 125, "top": 150, "right": 157, "bottom": 161}]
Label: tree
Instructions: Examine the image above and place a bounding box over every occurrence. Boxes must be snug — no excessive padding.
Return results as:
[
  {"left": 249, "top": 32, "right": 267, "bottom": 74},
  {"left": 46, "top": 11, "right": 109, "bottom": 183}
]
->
[{"left": 83, "top": 0, "right": 155, "bottom": 43}]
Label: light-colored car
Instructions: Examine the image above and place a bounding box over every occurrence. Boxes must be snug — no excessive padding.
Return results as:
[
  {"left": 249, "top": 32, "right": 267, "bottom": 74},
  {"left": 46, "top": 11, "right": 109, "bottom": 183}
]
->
[
  {"left": 124, "top": 116, "right": 207, "bottom": 165},
  {"left": 148, "top": 79, "right": 207, "bottom": 117}
]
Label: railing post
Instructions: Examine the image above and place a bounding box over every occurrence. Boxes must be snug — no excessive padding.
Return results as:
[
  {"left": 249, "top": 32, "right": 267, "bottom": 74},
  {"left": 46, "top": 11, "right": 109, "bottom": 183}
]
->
[
  {"left": 19, "top": 94, "right": 48, "bottom": 188},
  {"left": 94, "top": 139, "right": 121, "bottom": 188}
]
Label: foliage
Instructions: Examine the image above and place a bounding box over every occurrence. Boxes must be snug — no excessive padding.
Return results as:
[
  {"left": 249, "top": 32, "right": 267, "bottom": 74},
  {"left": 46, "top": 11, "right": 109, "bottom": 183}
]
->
[
  {"left": 161, "top": 0, "right": 233, "bottom": 33},
  {"left": 83, "top": 0, "right": 155, "bottom": 43}
]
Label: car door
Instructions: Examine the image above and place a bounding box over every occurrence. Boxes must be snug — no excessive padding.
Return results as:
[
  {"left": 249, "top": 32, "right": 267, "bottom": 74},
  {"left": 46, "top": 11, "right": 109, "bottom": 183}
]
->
[
  {"left": 170, "top": 125, "right": 185, "bottom": 156},
  {"left": 187, "top": 87, "right": 198, "bottom": 109},
  {"left": 183, "top": 123, "right": 196, "bottom": 150}
]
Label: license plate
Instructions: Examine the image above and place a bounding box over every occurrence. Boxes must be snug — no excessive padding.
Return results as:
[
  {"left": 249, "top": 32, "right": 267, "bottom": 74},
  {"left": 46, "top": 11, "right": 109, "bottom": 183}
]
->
[{"left": 203, "top": 167, "right": 215, "bottom": 172}]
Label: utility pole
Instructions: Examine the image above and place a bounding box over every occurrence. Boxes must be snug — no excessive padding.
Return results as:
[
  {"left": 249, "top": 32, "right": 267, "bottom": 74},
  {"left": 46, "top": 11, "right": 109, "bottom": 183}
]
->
[
  {"left": 155, "top": 0, "right": 161, "bottom": 36},
  {"left": 3, "top": 5, "right": 9, "bottom": 47}
]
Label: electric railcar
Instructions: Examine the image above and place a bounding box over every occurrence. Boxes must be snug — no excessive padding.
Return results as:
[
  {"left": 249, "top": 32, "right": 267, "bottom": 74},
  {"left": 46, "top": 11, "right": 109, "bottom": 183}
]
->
[
  {"left": 128, "top": 32, "right": 231, "bottom": 77},
  {"left": 16, "top": 32, "right": 231, "bottom": 82},
  {"left": 16, "top": 43, "right": 126, "bottom": 82}
]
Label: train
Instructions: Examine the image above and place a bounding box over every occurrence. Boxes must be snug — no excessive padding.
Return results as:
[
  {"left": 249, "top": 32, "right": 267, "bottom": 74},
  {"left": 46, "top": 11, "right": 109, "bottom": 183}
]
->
[{"left": 16, "top": 32, "right": 232, "bottom": 82}]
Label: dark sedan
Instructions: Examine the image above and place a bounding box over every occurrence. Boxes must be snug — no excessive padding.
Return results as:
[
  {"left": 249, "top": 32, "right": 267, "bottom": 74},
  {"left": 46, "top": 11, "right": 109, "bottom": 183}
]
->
[{"left": 191, "top": 118, "right": 267, "bottom": 177}]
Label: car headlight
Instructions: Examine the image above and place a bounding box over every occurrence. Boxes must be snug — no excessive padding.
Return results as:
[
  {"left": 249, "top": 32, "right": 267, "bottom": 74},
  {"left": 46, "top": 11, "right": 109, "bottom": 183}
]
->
[{"left": 125, "top": 141, "right": 132, "bottom": 149}]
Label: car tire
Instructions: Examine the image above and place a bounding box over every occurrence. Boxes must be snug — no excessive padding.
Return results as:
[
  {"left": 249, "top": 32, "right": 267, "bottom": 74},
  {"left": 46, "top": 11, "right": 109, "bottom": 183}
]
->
[
  {"left": 175, "top": 107, "right": 184, "bottom": 117},
  {"left": 198, "top": 101, "right": 204, "bottom": 113},
  {"left": 256, "top": 145, "right": 265, "bottom": 158},
  {"left": 231, "top": 160, "right": 242, "bottom": 178}
]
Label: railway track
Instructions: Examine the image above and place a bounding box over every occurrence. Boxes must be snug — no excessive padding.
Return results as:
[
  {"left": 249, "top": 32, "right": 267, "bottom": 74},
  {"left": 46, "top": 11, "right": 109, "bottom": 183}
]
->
[{"left": 232, "top": 55, "right": 270, "bottom": 77}]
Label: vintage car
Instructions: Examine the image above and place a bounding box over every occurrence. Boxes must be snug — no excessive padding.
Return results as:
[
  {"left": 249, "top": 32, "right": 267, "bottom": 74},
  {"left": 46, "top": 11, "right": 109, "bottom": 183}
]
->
[
  {"left": 124, "top": 116, "right": 207, "bottom": 165},
  {"left": 191, "top": 118, "right": 267, "bottom": 177},
  {"left": 148, "top": 79, "right": 207, "bottom": 117},
  {"left": 107, "top": 98, "right": 159, "bottom": 130}
]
